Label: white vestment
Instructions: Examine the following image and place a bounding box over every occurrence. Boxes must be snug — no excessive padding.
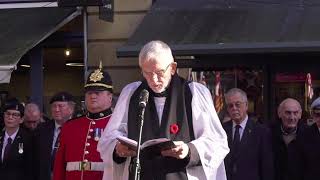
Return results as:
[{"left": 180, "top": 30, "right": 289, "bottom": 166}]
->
[{"left": 97, "top": 81, "right": 229, "bottom": 180}]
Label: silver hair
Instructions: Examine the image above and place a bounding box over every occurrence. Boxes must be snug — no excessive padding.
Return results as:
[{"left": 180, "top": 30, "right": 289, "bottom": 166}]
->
[
  {"left": 24, "top": 103, "right": 40, "bottom": 114},
  {"left": 67, "top": 101, "right": 76, "bottom": 111},
  {"left": 225, "top": 88, "right": 248, "bottom": 103},
  {"left": 138, "top": 40, "right": 174, "bottom": 66},
  {"left": 277, "top": 98, "right": 302, "bottom": 114}
]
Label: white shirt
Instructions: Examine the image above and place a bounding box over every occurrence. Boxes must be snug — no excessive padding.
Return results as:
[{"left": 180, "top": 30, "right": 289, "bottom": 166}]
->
[
  {"left": 1, "top": 128, "right": 19, "bottom": 161},
  {"left": 154, "top": 97, "right": 166, "bottom": 125},
  {"left": 232, "top": 116, "right": 248, "bottom": 141}
]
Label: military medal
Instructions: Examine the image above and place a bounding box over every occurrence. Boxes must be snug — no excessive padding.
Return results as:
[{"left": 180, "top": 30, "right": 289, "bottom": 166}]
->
[
  {"left": 94, "top": 128, "right": 101, "bottom": 141},
  {"left": 18, "top": 143, "right": 24, "bottom": 154}
]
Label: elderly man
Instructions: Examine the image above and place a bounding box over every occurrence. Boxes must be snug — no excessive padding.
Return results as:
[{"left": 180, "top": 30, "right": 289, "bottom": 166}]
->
[
  {"left": 0, "top": 98, "right": 34, "bottom": 180},
  {"left": 97, "top": 40, "right": 229, "bottom": 180},
  {"left": 288, "top": 97, "right": 320, "bottom": 180},
  {"left": 53, "top": 64, "right": 113, "bottom": 180},
  {"left": 271, "top": 98, "right": 306, "bottom": 180},
  {"left": 223, "top": 88, "right": 274, "bottom": 180},
  {"left": 23, "top": 103, "right": 44, "bottom": 131},
  {"left": 34, "top": 92, "right": 75, "bottom": 180}
]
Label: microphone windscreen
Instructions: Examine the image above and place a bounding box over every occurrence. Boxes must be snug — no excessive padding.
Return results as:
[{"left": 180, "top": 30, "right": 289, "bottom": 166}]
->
[{"left": 139, "top": 89, "right": 149, "bottom": 108}]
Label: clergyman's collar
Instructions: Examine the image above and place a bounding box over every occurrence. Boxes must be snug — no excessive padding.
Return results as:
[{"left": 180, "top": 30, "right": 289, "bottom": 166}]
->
[{"left": 150, "top": 89, "right": 169, "bottom": 97}]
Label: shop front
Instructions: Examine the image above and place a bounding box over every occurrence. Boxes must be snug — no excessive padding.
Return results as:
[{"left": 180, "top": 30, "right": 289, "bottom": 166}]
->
[{"left": 116, "top": 0, "right": 320, "bottom": 123}]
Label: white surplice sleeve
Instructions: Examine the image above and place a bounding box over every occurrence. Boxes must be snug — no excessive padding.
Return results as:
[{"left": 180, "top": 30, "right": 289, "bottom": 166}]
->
[
  {"left": 97, "top": 81, "right": 141, "bottom": 180},
  {"left": 187, "top": 82, "right": 229, "bottom": 180}
]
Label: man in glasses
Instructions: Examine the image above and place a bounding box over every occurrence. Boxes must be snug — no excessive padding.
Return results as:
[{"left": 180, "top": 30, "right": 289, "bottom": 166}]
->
[
  {"left": 98, "top": 40, "right": 229, "bottom": 180},
  {"left": 0, "top": 98, "right": 34, "bottom": 180},
  {"left": 288, "top": 97, "right": 320, "bottom": 180},
  {"left": 34, "top": 92, "right": 75, "bottom": 180},
  {"left": 271, "top": 98, "right": 306, "bottom": 180},
  {"left": 223, "top": 88, "right": 274, "bottom": 180}
]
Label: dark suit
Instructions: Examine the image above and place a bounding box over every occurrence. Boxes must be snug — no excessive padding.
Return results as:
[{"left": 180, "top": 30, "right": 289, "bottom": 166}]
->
[
  {"left": 288, "top": 124, "right": 320, "bottom": 180},
  {"left": 223, "top": 118, "right": 274, "bottom": 180},
  {"left": 271, "top": 120, "right": 306, "bottom": 180},
  {"left": 0, "top": 128, "right": 34, "bottom": 180},
  {"left": 34, "top": 120, "right": 56, "bottom": 180}
]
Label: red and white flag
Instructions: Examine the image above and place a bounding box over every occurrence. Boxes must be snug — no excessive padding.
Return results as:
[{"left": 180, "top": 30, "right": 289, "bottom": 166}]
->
[
  {"left": 214, "top": 72, "right": 224, "bottom": 113},
  {"left": 306, "top": 73, "right": 314, "bottom": 100}
]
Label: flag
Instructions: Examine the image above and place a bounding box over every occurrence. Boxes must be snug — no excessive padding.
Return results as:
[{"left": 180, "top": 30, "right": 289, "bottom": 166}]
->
[
  {"left": 214, "top": 72, "right": 224, "bottom": 113},
  {"left": 305, "top": 73, "right": 314, "bottom": 112},
  {"left": 199, "top": 71, "right": 207, "bottom": 86},
  {"left": 306, "top": 73, "right": 314, "bottom": 100}
]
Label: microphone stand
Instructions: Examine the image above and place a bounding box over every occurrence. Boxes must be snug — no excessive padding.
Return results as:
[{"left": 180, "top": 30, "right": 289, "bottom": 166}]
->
[{"left": 133, "top": 106, "right": 146, "bottom": 180}]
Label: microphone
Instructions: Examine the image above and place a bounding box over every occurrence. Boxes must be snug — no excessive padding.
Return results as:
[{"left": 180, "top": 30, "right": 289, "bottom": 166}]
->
[
  {"left": 139, "top": 89, "right": 149, "bottom": 108},
  {"left": 135, "top": 89, "right": 149, "bottom": 180}
]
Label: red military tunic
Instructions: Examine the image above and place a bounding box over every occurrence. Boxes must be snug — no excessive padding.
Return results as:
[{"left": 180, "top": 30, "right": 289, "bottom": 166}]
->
[{"left": 53, "top": 109, "right": 111, "bottom": 180}]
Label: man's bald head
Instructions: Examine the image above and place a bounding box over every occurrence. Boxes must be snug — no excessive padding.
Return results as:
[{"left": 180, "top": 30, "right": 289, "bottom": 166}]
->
[
  {"left": 277, "top": 98, "right": 302, "bottom": 130},
  {"left": 24, "top": 103, "right": 42, "bottom": 130}
]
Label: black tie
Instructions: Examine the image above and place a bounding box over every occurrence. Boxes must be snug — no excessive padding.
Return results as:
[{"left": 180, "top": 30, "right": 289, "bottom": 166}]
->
[
  {"left": 51, "top": 127, "right": 61, "bottom": 170},
  {"left": 230, "top": 125, "right": 241, "bottom": 179},
  {"left": 233, "top": 125, "right": 241, "bottom": 153},
  {"left": 3, "top": 137, "right": 12, "bottom": 162}
]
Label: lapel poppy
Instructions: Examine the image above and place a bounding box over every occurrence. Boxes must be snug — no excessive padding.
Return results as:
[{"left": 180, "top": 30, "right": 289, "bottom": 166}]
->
[{"left": 170, "top": 123, "right": 179, "bottom": 134}]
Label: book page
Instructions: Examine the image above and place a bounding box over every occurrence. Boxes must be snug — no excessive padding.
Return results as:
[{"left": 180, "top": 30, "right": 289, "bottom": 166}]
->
[
  {"left": 116, "top": 136, "right": 137, "bottom": 150},
  {"left": 141, "top": 138, "right": 172, "bottom": 149},
  {"left": 116, "top": 136, "right": 176, "bottom": 154}
]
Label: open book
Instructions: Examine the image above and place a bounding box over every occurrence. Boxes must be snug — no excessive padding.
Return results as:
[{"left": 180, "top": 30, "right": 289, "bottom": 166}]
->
[{"left": 116, "top": 135, "right": 176, "bottom": 157}]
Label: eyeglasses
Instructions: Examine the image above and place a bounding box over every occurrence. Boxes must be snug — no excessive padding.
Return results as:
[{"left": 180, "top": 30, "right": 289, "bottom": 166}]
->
[
  {"left": 4, "top": 111, "right": 21, "bottom": 118},
  {"left": 142, "top": 63, "right": 172, "bottom": 78},
  {"left": 226, "top": 101, "right": 246, "bottom": 109}
]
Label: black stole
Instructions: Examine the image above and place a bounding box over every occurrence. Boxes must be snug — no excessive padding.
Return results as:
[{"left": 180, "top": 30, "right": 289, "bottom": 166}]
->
[
  {"left": 128, "top": 73, "right": 194, "bottom": 143},
  {"left": 128, "top": 73, "right": 195, "bottom": 179}
]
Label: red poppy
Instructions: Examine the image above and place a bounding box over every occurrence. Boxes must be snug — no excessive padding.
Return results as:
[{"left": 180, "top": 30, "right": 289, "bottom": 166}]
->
[{"left": 170, "top": 124, "right": 179, "bottom": 134}]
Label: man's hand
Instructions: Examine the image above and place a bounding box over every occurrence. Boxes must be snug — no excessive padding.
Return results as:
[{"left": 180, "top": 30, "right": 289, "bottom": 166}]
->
[
  {"left": 161, "top": 141, "right": 189, "bottom": 159},
  {"left": 115, "top": 141, "right": 137, "bottom": 158}
]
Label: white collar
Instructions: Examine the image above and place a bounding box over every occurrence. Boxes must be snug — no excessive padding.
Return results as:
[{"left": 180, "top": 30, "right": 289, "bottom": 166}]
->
[
  {"left": 5, "top": 127, "right": 19, "bottom": 141},
  {"left": 54, "top": 122, "right": 62, "bottom": 131},
  {"left": 232, "top": 115, "right": 248, "bottom": 129}
]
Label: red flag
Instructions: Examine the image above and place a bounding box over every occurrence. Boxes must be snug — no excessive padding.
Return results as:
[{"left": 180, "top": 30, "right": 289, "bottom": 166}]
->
[
  {"left": 214, "top": 72, "right": 224, "bottom": 113},
  {"left": 306, "top": 73, "right": 314, "bottom": 100}
]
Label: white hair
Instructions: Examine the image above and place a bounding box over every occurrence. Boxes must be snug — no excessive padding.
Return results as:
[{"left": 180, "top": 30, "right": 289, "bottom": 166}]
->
[
  {"left": 138, "top": 40, "right": 174, "bottom": 67},
  {"left": 278, "top": 98, "right": 302, "bottom": 115},
  {"left": 225, "top": 88, "right": 248, "bottom": 103},
  {"left": 24, "top": 103, "right": 40, "bottom": 114}
]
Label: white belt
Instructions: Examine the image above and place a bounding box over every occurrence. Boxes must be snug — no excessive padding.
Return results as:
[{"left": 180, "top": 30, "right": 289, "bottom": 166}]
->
[{"left": 66, "top": 161, "right": 105, "bottom": 171}]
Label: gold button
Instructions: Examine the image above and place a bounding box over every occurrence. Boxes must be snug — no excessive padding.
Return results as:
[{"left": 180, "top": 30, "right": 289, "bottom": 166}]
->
[
  {"left": 87, "top": 136, "right": 91, "bottom": 139},
  {"left": 89, "top": 129, "right": 93, "bottom": 132},
  {"left": 92, "top": 121, "right": 96, "bottom": 125},
  {"left": 85, "top": 151, "right": 89, "bottom": 154},
  {"left": 86, "top": 143, "right": 90, "bottom": 146},
  {"left": 83, "top": 159, "right": 88, "bottom": 162}
]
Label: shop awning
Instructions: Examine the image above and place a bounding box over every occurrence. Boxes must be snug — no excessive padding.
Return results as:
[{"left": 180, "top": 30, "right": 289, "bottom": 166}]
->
[
  {"left": 117, "top": 0, "right": 320, "bottom": 57},
  {"left": 0, "top": 6, "right": 80, "bottom": 83}
]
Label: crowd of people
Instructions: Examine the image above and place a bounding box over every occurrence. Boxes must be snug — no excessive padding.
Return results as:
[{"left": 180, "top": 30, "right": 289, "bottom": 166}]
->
[{"left": 0, "top": 40, "right": 319, "bottom": 180}]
